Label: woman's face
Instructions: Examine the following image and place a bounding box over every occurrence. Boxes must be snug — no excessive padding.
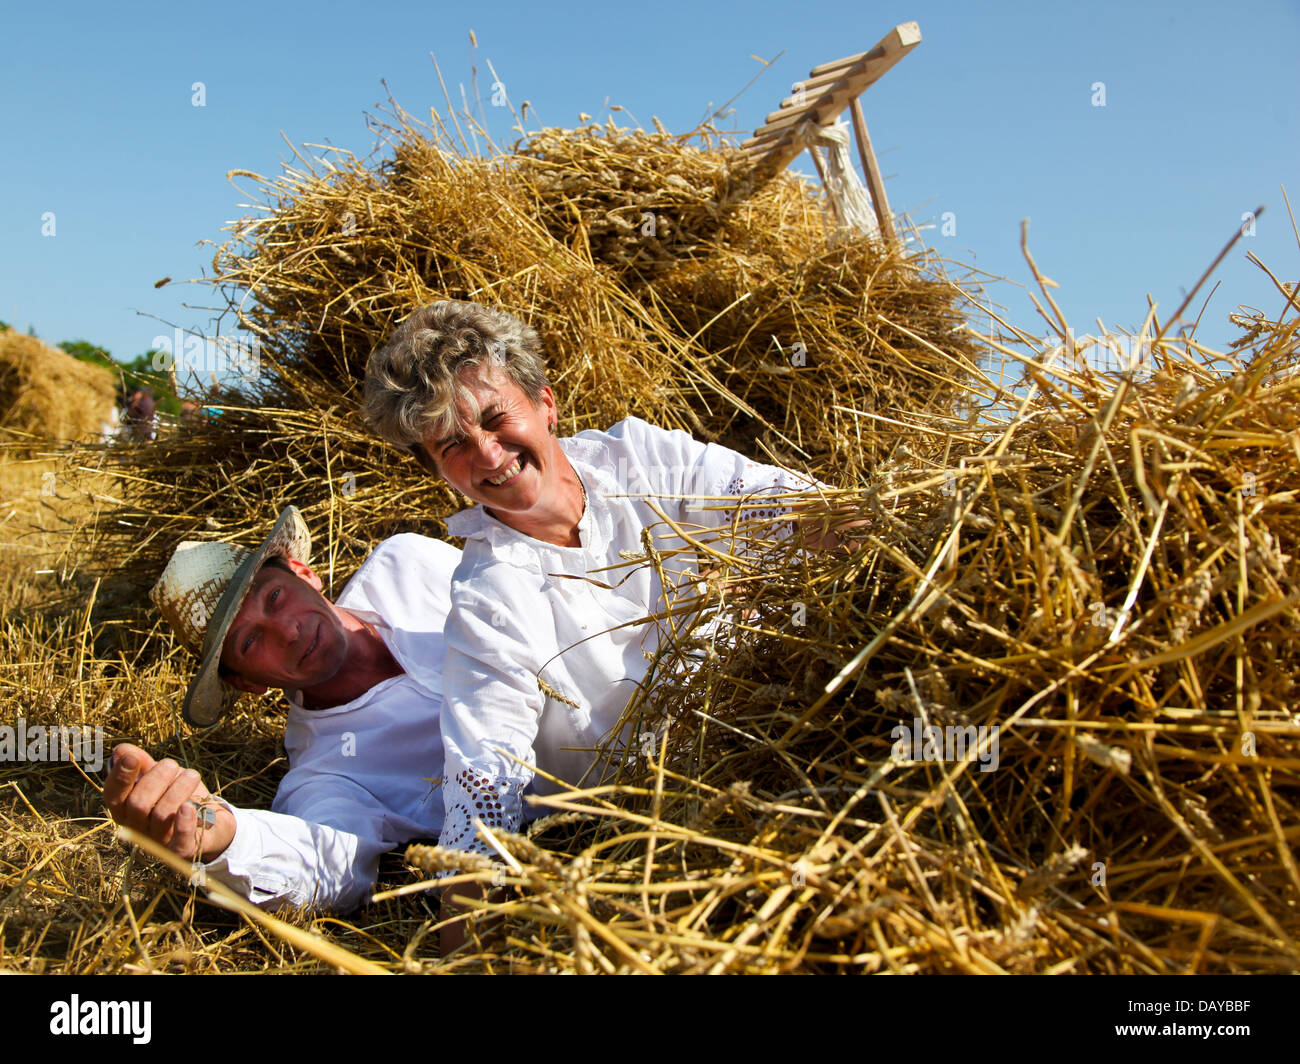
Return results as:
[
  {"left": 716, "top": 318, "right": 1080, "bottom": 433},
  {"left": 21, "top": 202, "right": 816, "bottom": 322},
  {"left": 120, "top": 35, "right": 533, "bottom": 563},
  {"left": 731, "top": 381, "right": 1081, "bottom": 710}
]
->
[{"left": 421, "top": 365, "right": 561, "bottom": 521}]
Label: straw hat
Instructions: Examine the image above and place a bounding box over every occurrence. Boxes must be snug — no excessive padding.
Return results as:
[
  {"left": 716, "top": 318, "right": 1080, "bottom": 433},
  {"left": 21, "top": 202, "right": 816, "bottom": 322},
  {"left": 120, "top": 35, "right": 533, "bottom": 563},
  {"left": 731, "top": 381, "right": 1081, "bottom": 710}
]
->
[{"left": 150, "top": 506, "right": 312, "bottom": 727}]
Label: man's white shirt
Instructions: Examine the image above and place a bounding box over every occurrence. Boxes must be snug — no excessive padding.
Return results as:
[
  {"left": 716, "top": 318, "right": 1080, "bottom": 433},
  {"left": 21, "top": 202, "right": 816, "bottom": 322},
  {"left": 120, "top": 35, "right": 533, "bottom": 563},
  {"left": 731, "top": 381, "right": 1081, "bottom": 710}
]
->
[{"left": 201, "top": 533, "right": 460, "bottom": 911}]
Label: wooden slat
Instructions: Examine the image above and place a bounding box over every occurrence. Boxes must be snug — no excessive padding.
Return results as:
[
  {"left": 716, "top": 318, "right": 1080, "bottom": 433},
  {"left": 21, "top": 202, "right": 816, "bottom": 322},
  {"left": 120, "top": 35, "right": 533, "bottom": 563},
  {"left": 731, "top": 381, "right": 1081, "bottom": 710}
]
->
[
  {"left": 759, "top": 73, "right": 884, "bottom": 132},
  {"left": 738, "top": 127, "right": 791, "bottom": 152},
  {"left": 781, "top": 60, "right": 878, "bottom": 104},
  {"left": 849, "top": 97, "right": 896, "bottom": 245},
  {"left": 741, "top": 122, "right": 796, "bottom": 146},
  {"left": 740, "top": 138, "right": 791, "bottom": 158},
  {"left": 808, "top": 49, "right": 872, "bottom": 78},
  {"left": 740, "top": 137, "right": 793, "bottom": 158},
  {"left": 766, "top": 67, "right": 879, "bottom": 122},
  {"left": 766, "top": 99, "right": 815, "bottom": 123}
]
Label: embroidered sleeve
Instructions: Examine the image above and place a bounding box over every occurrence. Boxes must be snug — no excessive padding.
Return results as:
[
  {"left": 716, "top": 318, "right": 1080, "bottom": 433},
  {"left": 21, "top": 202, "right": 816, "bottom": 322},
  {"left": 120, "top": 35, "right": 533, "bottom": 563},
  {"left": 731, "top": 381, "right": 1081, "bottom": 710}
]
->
[
  {"left": 438, "top": 573, "right": 554, "bottom": 862},
  {"left": 721, "top": 464, "right": 821, "bottom": 532},
  {"left": 438, "top": 767, "right": 525, "bottom": 858}
]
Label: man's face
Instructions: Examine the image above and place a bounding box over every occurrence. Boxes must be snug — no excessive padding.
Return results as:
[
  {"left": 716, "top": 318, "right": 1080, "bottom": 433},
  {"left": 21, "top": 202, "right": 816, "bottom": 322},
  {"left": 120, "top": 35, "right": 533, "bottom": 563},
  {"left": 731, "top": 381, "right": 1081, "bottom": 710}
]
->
[
  {"left": 420, "top": 365, "right": 561, "bottom": 520},
  {"left": 219, "top": 559, "right": 349, "bottom": 694}
]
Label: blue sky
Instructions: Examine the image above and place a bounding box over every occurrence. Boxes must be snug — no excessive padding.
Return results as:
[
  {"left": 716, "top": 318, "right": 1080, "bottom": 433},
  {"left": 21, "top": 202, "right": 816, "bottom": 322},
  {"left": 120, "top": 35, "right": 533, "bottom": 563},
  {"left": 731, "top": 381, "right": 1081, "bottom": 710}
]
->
[{"left": 2, "top": 0, "right": 1296, "bottom": 377}]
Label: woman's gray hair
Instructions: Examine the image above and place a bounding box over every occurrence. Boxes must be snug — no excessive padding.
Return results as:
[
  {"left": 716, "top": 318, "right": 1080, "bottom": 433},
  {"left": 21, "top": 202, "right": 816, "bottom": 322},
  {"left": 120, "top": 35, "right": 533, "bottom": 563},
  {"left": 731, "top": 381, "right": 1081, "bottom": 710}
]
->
[{"left": 363, "top": 301, "right": 550, "bottom": 463}]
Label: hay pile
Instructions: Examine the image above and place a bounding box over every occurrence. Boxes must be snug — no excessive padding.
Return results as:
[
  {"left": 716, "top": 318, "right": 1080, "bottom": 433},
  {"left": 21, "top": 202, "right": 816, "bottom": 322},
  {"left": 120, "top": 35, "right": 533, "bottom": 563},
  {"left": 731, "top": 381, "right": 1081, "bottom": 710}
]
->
[
  {"left": 3, "top": 100, "right": 1296, "bottom": 975},
  {"left": 513, "top": 122, "right": 763, "bottom": 277},
  {"left": 0, "top": 331, "right": 117, "bottom": 448},
  {"left": 71, "top": 105, "right": 979, "bottom": 590},
  {"left": 408, "top": 310, "right": 1299, "bottom": 974},
  {"left": 0, "top": 329, "right": 122, "bottom": 617}
]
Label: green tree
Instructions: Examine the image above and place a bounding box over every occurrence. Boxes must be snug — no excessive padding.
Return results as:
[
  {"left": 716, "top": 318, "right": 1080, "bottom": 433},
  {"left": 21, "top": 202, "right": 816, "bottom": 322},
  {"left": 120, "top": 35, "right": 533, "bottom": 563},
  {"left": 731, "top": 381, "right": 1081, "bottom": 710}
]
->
[
  {"left": 59, "top": 339, "right": 182, "bottom": 417},
  {"left": 60, "top": 339, "right": 116, "bottom": 369}
]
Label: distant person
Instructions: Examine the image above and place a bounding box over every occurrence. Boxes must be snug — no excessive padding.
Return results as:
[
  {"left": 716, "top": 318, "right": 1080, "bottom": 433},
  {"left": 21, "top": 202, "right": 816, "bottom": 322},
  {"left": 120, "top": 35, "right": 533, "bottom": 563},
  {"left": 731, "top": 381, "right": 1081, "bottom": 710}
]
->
[
  {"left": 203, "top": 384, "right": 223, "bottom": 423},
  {"left": 123, "top": 386, "right": 157, "bottom": 441},
  {"left": 179, "top": 398, "right": 202, "bottom": 429}
]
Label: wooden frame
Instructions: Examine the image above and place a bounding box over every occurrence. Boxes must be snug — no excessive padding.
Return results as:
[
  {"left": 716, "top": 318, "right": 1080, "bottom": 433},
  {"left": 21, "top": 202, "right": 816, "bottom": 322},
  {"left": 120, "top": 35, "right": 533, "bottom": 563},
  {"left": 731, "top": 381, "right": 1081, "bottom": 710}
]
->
[{"left": 739, "top": 22, "right": 922, "bottom": 245}]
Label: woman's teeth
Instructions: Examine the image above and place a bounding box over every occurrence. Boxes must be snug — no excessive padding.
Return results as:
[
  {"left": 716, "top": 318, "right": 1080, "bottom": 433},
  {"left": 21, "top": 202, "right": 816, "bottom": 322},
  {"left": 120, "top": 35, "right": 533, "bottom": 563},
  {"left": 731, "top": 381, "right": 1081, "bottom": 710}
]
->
[{"left": 487, "top": 458, "right": 523, "bottom": 486}]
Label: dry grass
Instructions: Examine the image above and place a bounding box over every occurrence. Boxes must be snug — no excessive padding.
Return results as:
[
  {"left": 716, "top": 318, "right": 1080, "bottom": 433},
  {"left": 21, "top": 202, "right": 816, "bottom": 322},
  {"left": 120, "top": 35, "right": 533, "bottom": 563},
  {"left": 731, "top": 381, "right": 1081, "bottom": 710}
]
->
[
  {"left": 421, "top": 309, "right": 1300, "bottom": 974},
  {"left": 1, "top": 101, "right": 1296, "bottom": 974}
]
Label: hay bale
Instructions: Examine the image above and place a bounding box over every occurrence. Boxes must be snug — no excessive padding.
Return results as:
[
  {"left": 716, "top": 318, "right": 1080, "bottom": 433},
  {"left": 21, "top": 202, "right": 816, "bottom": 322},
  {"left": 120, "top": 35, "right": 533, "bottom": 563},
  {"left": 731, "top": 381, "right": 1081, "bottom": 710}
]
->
[
  {"left": 0, "top": 331, "right": 118, "bottom": 447},
  {"left": 67, "top": 107, "right": 982, "bottom": 588}
]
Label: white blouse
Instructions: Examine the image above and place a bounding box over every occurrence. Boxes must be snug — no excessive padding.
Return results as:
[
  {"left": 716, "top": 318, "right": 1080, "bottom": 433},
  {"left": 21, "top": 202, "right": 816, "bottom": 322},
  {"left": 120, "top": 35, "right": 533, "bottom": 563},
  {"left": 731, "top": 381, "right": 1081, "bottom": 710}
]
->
[{"left": 438, "top": 417, "right": 823, "bottom": 857}]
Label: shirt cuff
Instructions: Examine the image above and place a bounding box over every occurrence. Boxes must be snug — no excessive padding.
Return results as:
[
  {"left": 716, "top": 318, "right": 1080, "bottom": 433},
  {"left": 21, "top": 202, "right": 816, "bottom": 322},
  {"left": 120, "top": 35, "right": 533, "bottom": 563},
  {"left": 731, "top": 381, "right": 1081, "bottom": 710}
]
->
[{"left": 200, "top": 800, "right": 293, "bottom": 904}]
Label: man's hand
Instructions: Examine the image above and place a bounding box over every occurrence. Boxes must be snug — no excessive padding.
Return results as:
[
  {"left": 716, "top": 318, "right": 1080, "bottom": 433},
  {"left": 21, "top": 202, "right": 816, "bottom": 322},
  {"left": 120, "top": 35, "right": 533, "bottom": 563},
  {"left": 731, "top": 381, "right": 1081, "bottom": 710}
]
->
[{"left": 102, "top": 744, "right": 236, "bottom": 862}]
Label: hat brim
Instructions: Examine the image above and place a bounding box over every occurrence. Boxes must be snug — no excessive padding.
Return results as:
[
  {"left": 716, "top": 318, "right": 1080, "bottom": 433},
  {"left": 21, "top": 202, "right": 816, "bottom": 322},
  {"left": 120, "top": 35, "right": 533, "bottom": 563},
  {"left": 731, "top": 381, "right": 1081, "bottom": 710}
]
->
[{"left": 181, "top": 507, "right": 309, "bottom": 727}]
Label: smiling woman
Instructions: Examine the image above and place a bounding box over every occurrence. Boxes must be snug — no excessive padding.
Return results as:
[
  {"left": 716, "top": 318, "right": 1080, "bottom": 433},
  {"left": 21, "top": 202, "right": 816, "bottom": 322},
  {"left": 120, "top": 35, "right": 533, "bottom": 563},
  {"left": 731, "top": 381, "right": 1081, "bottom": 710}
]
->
[
  {"left": 363, "top": 301, "right": 551, "bottom": 476},
  {"left": 420, "top": 364, "right": 585, "bottom": 547},
  {"left": 364, "top": 302, "right": 830, "bottom": 894}
]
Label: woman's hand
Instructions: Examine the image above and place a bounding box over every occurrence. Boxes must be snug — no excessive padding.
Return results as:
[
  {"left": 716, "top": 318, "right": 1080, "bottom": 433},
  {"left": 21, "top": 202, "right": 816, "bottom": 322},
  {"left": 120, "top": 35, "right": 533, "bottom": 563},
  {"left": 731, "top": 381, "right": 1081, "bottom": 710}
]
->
[
  {"left": 803, "top": 515, "right": 873, "bottom": 555},
  {"left": 440, "top": 879, "right": 507, "bottom": 955}
]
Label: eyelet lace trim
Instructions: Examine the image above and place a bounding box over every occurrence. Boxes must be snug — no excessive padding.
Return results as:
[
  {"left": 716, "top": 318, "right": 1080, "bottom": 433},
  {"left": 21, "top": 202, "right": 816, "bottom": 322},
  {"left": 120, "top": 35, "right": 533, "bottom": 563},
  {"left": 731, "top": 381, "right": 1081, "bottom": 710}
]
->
[
  {"left": 725, "top": 472, "right": 792, "bottom": 524},
  {"left": 439, "top": 767, "right": 524, "bottom": 857},
  {"left": 724, "top": 468, "right": 814, "bottom": 535}
]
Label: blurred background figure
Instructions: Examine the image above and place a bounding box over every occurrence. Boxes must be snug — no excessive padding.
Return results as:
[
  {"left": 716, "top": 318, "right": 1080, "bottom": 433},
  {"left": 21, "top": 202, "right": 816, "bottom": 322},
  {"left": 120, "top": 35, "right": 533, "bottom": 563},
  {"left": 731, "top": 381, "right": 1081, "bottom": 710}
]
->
[
  {"left": 179, "top": 398, "right": 202, "bottom": 430},
  {"left": 123, "top": 385, "right": 156, "bottom": 441}
]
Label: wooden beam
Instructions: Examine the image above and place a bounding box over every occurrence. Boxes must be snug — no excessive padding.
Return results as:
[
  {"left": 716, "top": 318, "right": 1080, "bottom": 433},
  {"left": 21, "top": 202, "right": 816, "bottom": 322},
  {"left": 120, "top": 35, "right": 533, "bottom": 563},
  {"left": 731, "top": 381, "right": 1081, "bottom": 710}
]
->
[
  {"left": 849, "top": 97, "right": 896, "bottom": 246},
  {"left": 808, "top": 23, "right": 920, "bottom": 77}
]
